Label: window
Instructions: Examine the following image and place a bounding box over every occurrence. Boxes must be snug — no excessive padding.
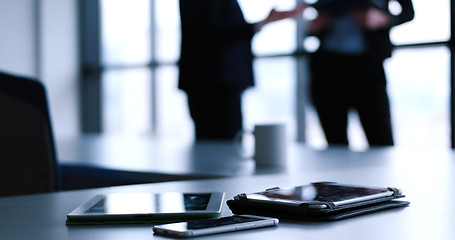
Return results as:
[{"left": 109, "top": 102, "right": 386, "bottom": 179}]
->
[
  {"left": 101, "top": 0, "right": 151, "bottom": 66},
  {"left": 386, "top": 47, "right": 450, "bottom": 147},
  {"left": 89, "top": 0, "right": 452, "bottom": 149},
  {"left": 390, "top": 0, "right": 450, "bottom": 45}
]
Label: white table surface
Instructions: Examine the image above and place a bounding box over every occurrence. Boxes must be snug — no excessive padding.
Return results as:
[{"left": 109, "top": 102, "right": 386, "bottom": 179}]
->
[
  {"left": 57, "top": 134, "right": 256, "bottom": 177},
  {"left": 2, "top": 143, "right": 455, "bottom": 240}
]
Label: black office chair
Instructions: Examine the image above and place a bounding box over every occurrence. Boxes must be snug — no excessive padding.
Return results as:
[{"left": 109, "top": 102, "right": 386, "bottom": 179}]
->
[{"left": 0, "top": 71, "right": 60, "bottom": 197}]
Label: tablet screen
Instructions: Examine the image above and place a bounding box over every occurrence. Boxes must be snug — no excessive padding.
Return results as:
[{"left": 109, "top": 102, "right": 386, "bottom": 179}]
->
[
  {"left": 247, "top": 182, "right": 392, "bottom": 204},
  {"left": 85, "top": 193, "right": 211, "bottom": 214}
]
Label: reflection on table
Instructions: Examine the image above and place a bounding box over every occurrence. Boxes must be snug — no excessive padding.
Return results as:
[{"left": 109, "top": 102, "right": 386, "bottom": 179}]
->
[
  {"left": 2, "top": 144, "right": 455, "bottom": 240},
  {"left": 57, "top": 134, "right": 256, "bottom": 189}
]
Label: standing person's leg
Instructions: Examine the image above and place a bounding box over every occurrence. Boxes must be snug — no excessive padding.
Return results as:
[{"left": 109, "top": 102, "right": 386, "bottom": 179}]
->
[
  {"left": 310, "top": 52, "right": 350, "bottom": 145},
  {"left": 355, "top": 58, "right": 394, "bottom": 146},
  {"left": 313, "top": 99, "right": 350, "bottom": 145},
  {"left": 187, "top": 88, "right": 243, "bottom": 141},
  {"left": 215, "top": 88, "right": 243, "bottom": 139},
  {"left": 187, "top": 90, "right": 217, "bottom": 140}
]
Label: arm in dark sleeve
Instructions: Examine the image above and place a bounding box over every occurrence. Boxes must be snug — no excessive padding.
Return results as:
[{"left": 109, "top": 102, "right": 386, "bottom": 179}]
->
[
  {"left": 204, "top": 0, "right": 257, "bottom": 43},
  {"left": 180, "top": 0, "right": 256, "bottom": 43}
]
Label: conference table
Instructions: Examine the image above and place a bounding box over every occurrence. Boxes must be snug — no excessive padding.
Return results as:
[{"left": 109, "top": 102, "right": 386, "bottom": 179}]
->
[
  {"left": 57, "top": 135, "right": 257, "bottom": 189},
  {"left": 1, "top": 135, "right": 455, "bottom": 239}
]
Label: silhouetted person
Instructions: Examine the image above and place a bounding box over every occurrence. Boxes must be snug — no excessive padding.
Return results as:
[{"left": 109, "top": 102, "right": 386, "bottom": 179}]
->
[
  {"left": 179, "top": 0, "right": 304, "bottom": 140},
  {"left": 308, "top": 0, "right": 414, "bottom": 146}
]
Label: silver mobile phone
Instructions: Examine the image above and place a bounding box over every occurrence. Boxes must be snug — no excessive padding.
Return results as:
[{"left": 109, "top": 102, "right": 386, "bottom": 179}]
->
[{"left": 153, "top": 215, "right": 279, "bottom": 238}]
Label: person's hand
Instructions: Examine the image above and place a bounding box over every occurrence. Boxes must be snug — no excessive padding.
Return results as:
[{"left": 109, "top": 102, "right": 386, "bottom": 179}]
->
[
  {"left": 351, "top": 8, "right": 390, "bottom": 30},
  {"left": 308, "top": 13, "right": 331, "bottom": 34},
  {"left": 257, "top": 5, "right": 307, "bottom": 31}
]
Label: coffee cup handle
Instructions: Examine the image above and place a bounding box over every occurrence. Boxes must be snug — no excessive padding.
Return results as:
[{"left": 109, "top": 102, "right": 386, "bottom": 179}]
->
[{"left": 233, "top": 130, "right": 254, "bottom": 159}]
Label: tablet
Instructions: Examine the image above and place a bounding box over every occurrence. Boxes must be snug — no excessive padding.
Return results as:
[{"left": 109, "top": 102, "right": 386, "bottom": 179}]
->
[
  {"left": 227, "top": 182, "right": 408, "bottom": 221},
  {"left": 66, "top": 192, "right": 225, "bottom": 225},
  {"left": 242, "top": 182, "right": 396, "bottom": 209}
]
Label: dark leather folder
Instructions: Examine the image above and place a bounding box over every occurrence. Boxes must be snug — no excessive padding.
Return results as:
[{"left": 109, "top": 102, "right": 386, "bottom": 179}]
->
[{"left": 227, "top": 182, "right": 410, "bottom": 221}]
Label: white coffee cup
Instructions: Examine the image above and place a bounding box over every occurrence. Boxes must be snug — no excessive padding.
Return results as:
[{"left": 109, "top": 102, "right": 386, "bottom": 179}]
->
[{"left": 235, "top": 123, "right": 288, "bottom": 169}]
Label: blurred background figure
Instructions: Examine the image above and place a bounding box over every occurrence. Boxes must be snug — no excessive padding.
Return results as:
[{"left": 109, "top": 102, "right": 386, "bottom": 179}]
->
[
  {"left": 178, "top": 0, "right": 305, "bottom": 141},
  {"left": 308, "top": 0, "right": 414, "bottom": 146}
]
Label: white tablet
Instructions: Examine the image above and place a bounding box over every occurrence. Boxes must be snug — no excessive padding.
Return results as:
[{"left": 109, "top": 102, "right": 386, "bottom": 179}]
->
[{"left": 66, "top": 192, "right": 225, "bottom": 225}]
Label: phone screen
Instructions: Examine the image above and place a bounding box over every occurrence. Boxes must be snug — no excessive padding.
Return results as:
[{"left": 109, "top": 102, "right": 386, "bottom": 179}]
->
[
  {"left": 153, "top": 215, "right": 278, "bottom": 237},
  {"left": 184, "top": 215, "right": 267, "bottom": 229}
]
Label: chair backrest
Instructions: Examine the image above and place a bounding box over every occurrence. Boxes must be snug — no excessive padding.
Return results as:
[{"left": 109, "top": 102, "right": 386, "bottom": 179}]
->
[{"left": 0, "top": 72, "right": 60, "bottom": 197}]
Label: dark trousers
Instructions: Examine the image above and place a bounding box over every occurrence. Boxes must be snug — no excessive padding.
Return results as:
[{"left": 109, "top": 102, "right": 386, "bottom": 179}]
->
[
  {"left": 186, "top": 88, "right": 243, "bottom": 141},
  {"left": 310, "top": 51, "right": 394, "bottom": 146}
]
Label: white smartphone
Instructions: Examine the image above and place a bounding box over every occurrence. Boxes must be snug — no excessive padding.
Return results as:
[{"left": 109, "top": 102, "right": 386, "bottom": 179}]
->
[{"left": 153, "top": 215, "right": 279, "bottom": 238}]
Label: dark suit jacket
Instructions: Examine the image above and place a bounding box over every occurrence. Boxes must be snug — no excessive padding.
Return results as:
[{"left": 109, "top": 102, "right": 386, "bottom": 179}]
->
[
  {"left": 178, "top": 0, "right": 256, "bottom": 92},
  {"left": 367, "top": 0, "right": 414, "bottom": 60},
  {"left": 313, "top": 0, "right": 415, "bottom": 60}
]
